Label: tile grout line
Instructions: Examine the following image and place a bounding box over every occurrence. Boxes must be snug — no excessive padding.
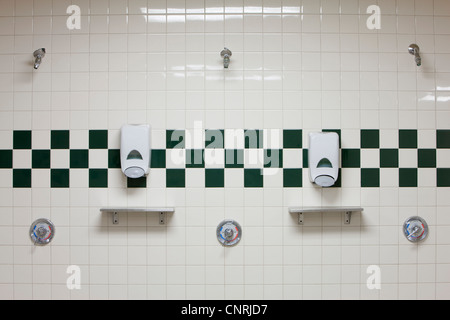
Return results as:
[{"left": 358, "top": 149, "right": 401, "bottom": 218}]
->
[{"left": 11, "top": 7, "right": 16, "bottom": 301}]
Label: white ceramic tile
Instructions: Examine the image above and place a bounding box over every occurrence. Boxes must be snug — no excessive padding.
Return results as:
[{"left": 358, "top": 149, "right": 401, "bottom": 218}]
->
[
  {"left": 302, "top": 15, "right": 321, "bottom": 33},
  {"left": 50, "top": 149, "right": 69, "bottom": 168},
  {"left": 321, "top": 15, "right": 340, "bottom": 33},
  {"left": 33, "top": 17, "right": 52, "bottom": 35},
  {"left": 89, "top": 149, "right": 108, "bottom": 168},
  {"left": 0, "top": 0, "right": 14, "bottom": 16},
  {"left": 12, "top": 150, "right": 30, "bottom": 169}
]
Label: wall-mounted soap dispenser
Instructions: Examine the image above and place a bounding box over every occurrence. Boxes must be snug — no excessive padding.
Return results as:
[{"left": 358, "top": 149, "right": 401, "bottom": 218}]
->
[
  {"left": 308, "top": 132, "right": 339, "bottom": 187},
  {"left": 120, "top": 124, "right": 151, "bottom": 179}
]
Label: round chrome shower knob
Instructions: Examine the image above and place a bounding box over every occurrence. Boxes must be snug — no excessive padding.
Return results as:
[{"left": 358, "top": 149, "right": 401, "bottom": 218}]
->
[
  {"left": 217, "top": 220, "right": 242, "bottom": 247},
  {"left": 30, "top": 218, "right": 55, "bottom": 245},
  {"left": 403, "top": 216, "right": 428, "bottom": 242}
]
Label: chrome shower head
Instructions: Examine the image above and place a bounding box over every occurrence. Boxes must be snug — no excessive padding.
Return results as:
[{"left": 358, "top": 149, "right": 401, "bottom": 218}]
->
[
  {"left": 220, "top": 47, "right": 232, "bottom": 68},
  {"left": 408, "top": 44, "right": 421, "bottom": 67},
  {"left": 33, "top": 48, "right": 46, "bottom": 69}
]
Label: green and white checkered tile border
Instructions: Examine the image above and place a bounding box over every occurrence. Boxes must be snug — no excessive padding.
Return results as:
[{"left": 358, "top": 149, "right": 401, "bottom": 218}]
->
[{"left": 2, "top": 129, "right": 450, "bottom": 188}]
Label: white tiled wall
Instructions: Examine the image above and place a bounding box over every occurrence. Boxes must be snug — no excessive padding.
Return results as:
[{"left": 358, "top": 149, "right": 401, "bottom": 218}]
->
[{"left": 1, "top": 0, "right": 450, "bottom": 300}]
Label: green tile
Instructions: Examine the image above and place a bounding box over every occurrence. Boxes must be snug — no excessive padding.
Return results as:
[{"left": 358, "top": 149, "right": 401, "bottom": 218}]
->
[
  {"left": 360, "top": 130, "right": 379, "bottom": 149},
  {"left": 399, "top": 129, "right": 417, "bottom": 148},
  {"left": 361, "top": 168, "right": 379, "bottom": 187},
  {"left": 225, "top": 149, "right": 244, "bottom": 168},
  {"left": 437, "top": 168, "right": 450, "bottom": 187},
  {"left": 244, "top": 168, "right": 263, "bottom": 188},
  {"left": 89, "top": 169, "right": 108, "bottom": 188},
  {"left": 32, "top": 150, "right": 50, "bottom": 169},
  {"left": 51, "top": 169, "right": 69, "bottom": 188},
  {"left": 186, "top": 149, "right": 205, "bottom": 168},
  {"left": 437, "top": 130, "right": 450, "bottom": 148},
  {"left": 108, "top": 149, "right": 121, "bottom": 168},
  {"left": 399, "top": 168, "right": 417, "bottom": 187},
  {"left": 380, "top": 149, "right": 398, "bottom": 168},
  {"left": 166, "top": 169, "right": 185, "bottom": 187},
  {"left": 283, "top": 130, "right": 302, "bottom": 149},
  {"left": 0, "top": 150, "right": 12, "bottom": 168},
  {"left": 150, "top": 149, "right": 166, "bottom": 168},
  {"left": 205, "top": 129, "right": 224, "bottom": 148},
  {"left": 283, "top": 168, "right": 302, "bottom": 187},
  {"left": 13, "top": 169, "right": 31, "bottom": 188},
  {"left": 70, "top": 149, "right": 89, "bottom": 168},
  {"left": 303, "top": 149, "right": 308, "bottom": 168},
  {"left": 418, "top": 149, "right": 436, "bottom": 168},
  {"left": 51, "top": 130, "right": 70, "bottom": 149},
  {"left": 245, "top": 129, "right": 263, "bottom": 148},
  {"left": 127, "top": 176, "right": 147, "bottom": 188},
  {"left": 264, "top": 149, "right": 282, "bottom": 168},
  {"left": 166, "top": 130, "right": 185, "bottom": 149},
  {"left": 89, "top": 130, "right": 108, "bottom": 149},
  {"left": 205, "top": 169, "right": 224, "bottom": 188},
  {"left": 13, "top": 131, "right": 31, "bottom": 149},
  {"left": 341, "top": 149, "right": 360, "bottom": 168}
]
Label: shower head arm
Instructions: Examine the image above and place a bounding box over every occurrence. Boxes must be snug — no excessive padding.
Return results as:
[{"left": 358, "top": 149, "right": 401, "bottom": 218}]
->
[
  {"left": 408, "top": 44, "right": 421, "bottom": 67},
  {"left": 33, "top": 48, "right": 46, "bottom": 69},
  {"left": 220, "top": 47, "right": 232, "bottom": 68}
]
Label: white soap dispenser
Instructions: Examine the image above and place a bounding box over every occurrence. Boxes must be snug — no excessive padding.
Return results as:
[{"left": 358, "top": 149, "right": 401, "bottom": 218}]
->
[
  {"left": 120, "top": 124, "right": 151, "bottom": 179},
  {"left": 308, "top": 132, "right": 339, "bottom": 187}
]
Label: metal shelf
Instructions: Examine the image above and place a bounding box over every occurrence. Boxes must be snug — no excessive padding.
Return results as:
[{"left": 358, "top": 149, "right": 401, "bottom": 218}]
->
[
  {"left": 100, "top": 207, "right": 175, "bottom": 225},
  {"left": 288, "top": 207, "right": 363, "bottom": 225}
]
